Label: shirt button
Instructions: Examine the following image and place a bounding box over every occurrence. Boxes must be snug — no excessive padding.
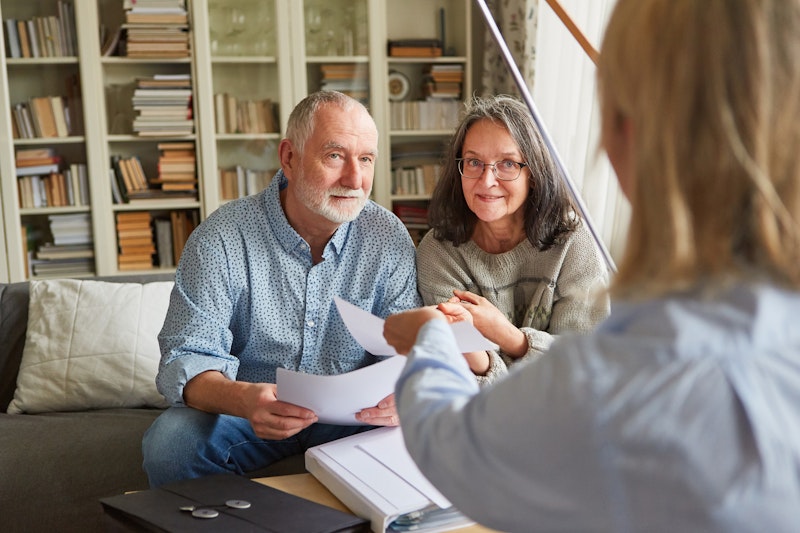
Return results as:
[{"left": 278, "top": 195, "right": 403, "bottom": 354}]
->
[{"left": 307, "top": 319, "right": 315, "bottom": 327}]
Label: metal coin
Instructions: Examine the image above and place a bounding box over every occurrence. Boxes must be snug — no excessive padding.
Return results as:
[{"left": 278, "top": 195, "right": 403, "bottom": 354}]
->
[
  {"left": 192, "top": 508, "right": 219, "bottom": 519},
  {"left": 226, "top": 499, "right": 251, "bottom": 509}
]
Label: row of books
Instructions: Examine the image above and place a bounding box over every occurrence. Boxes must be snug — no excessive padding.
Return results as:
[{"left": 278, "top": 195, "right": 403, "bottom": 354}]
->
[
  {"left": 115, "top": 209, "right": 197, "bottom": 271},
  {"left": 110, "top": 154, "right": 150, "bottom": 204},
  {"left": 18, "top": 166, "right": 89, "bottom": 209},
  {"left": 15, "top": 148, "right": 89, "bottom": 208},
  {"left": 213, "top": 94, "right": 277, "bottom": 135},
  {"left": 132, "top": 74, "right": 194, "bottom": 136},
  {"left": 389, "top": 99, "right": 461, "bottom": 131},
  {"left": 219, "top": 166, "right": 274, "bottom": 201},
  {"left": 3, "top": 1, "right": 77, "bottom": 59},
  {"left": 392, "top": 163, "right": 441, "bottom": 197},
  {"left": 10, "top": 95, "right": 80, "bottom": 139}
]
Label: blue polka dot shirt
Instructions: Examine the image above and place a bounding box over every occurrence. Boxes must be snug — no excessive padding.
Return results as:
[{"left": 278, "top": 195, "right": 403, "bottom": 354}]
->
[{"left": 156, "top": 170, "right": 423, "bottom": 406}]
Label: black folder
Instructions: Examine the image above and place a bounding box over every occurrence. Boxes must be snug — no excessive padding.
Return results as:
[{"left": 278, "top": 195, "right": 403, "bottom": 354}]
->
[{"left": 100, "top": 474, "right": 370, "bottom": 533}]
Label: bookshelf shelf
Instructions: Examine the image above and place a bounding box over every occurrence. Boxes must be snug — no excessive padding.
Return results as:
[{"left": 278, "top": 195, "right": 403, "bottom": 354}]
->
[
  {"left": 8, "top": 57, "right": 78, "bottom": 65},
  {"left": 0, "top": 0, "right": 474, "bottom": 281},
  {"left": 211, "top": 57, "right": 278, "bottom": 65}
]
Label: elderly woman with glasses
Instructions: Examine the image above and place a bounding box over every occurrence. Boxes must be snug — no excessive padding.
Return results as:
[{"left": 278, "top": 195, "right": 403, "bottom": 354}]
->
[{"left": 417, "top": 94, "right": 610, "bottom": 384}]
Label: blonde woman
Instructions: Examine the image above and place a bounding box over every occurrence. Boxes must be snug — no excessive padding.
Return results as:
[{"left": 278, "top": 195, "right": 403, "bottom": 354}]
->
[{"left": 385, "top": 0, "right": 800, "bottom": 530}]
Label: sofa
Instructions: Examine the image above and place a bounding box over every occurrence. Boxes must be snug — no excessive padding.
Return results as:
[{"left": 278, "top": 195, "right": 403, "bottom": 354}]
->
[{"left": 0, "top": 275, "right": 303, "bottom": 532}]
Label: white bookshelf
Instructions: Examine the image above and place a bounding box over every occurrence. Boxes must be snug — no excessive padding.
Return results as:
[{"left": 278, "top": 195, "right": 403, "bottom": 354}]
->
[{"left": 0, "top": 0, "right": 474, "bottom": 282}]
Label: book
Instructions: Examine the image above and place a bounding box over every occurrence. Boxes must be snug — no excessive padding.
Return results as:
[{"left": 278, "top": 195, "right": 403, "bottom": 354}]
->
[
  {"left": 30, "top": 96, "right": 58, "bottom": 138},
  {"left": 16, "top": 162, "right": 60, "bottom": 177},
  {"left": 49, "top": 96, "right": 69, "bottom": 137},
  {"left": 306, "top": 427, "right": 474, "bottom": 533},
  {"left": 16, "top": 19, "right": 30, "bottom": 58},
  {"left": 5, "top": 19, "right": 21, "bottom": 58}
]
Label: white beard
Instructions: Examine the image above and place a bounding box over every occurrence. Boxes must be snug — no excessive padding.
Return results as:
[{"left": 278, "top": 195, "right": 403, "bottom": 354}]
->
[{"left": 294, "top": 178, "right": 368, "bottom": 223}]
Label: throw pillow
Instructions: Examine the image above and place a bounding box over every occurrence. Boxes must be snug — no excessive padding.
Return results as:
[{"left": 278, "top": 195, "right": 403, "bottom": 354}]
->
[{"left": 7, "top": 279, "right": 174, "bottom": 414}]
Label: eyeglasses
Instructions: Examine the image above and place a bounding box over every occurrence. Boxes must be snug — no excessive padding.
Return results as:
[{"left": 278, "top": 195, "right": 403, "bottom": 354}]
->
[{"left": 456, "top": 158, "right": 528, "bottom": 181}]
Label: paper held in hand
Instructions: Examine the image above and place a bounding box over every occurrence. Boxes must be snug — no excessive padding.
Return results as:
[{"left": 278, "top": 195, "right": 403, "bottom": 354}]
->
[{"left": 276, "top": 298, "right": 497, "bottom": 425}]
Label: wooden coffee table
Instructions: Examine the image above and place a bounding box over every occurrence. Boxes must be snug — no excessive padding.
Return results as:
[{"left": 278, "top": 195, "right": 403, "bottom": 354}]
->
[{"left": 255, "top": 473, "right": 499, "bottom": 532}]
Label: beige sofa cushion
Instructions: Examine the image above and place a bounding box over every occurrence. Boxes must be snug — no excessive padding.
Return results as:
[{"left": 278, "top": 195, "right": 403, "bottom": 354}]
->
[{"left": 7, "top": 279, "right": 173, "bottom": 414}]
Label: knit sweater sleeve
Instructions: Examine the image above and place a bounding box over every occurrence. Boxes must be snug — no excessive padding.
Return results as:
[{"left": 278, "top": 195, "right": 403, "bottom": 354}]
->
[{"left": 514, "top": 224, "right": 610, "bottom": 366}]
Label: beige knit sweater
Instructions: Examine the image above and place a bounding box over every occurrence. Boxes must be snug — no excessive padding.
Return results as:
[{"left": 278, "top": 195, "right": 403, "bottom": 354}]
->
[{"left": 416, "top": 222, "right": 610, "bottom": 385}]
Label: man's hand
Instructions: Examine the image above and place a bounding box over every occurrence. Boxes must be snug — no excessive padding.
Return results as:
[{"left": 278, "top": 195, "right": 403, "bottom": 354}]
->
[
  {"left": 355, "top": 393, "right": 398, "bottom": 426},
  {"left": 384, "top": 306, "right": 445, "bottom": 355},
  {"left": 242, "top": 382, "right": 319, "bottom": 440},
  {"left": 184, "top": 371, "right": 318, "bottom": 440}
]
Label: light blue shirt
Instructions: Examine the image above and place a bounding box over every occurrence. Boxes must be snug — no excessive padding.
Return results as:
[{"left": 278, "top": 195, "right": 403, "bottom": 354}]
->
[
  {"left": 396, "top": 282, "right": 800, "bottom": 532},
  {"left": 157, "top": 171, "right": 422, "bottom": 406}
]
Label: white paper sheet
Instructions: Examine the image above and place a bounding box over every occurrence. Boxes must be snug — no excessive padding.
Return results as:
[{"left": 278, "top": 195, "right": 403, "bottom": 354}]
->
[
  {"left": 277, "top": 299, "right": 496, "bottom": 425},
  {"left": 333, "top": 297, "right": 498, "bottom": 356},
  {"left": 276, "top": 356, "right": 405, "bottom": 425}
]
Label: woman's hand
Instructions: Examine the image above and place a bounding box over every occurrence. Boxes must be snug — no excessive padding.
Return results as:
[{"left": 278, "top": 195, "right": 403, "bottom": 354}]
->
[
  {"left": 450, "top": 289, "right": 528, "bottom": 358},
  {"left": 384, "top": 306, "right": 446, "bottom": 355}
]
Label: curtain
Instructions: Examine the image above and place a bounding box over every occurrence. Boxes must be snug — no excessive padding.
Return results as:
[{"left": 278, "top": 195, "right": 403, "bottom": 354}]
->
[
  {"left": 479, "top": 0, "right": 630, "bottom": 265},
  {"left": 480, "top": 0, "right": 539, "bottom": 96}
]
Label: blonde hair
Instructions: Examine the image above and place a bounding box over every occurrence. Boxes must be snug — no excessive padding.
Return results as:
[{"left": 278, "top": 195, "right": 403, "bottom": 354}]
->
[{"left": 598, "top": 0, "right": 800, "bottom": 297}]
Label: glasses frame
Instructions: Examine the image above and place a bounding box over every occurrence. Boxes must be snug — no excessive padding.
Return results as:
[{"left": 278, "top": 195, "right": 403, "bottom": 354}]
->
[{"left": 456, "top": 158, "right": 529, "bottom": 182}]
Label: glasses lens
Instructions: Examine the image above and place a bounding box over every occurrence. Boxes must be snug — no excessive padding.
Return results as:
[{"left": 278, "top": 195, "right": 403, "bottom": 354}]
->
[
  {"left": 495, "top": 160, "right": 520, "bottom": 181},
  {"left": 459, "top": 158, "right": 481, "bottom": 178},
  {"left": 458, "top": 159, "right": 522, "bottom": 180}
]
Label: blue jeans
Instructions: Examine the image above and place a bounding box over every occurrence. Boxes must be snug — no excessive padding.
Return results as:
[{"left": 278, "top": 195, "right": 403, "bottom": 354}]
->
[{"left": 142, "top": 406, "right": 375, "bottom": 488}]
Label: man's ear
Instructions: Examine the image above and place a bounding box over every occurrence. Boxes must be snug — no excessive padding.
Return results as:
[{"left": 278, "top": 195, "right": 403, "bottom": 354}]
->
[{"left": 278, "top": 138, "right": 295, "bottom": 176}]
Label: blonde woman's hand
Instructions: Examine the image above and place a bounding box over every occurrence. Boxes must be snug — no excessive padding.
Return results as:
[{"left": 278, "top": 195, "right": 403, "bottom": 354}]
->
[{"left": 384, "top": 307, "right": 446, "bottom": 355}]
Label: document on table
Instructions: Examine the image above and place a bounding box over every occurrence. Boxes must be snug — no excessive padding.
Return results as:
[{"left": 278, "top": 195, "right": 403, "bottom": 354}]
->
[{"left": 276, "top": 297, "right": 497, "bottom": 424}]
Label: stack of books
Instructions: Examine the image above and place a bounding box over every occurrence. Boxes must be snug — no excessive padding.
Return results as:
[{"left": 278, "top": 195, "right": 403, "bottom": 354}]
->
[
  {"left": 319, "top": 64, "right": 369, "bottom": 104},
  {"left": 116, "top": 211, "right": 155, "bottom": 271},
  {"left": 387, "top": 39, "right": 442, "bottom": 58},
  {"left": 423, "top": 64, "right": 464, "bottom": 99},
  {"left": 122, "top": 0, "right": 190, "bottom": 59},
  {"left": 212, "top": 93, "right": 277, "bottom": 134},
  {"left": 30, "top": 213, "right": 95, "bottom": 277},
  {"left": 154, "top": 142, "right": 197, "bottom": 195},
  {"left": 132, "top": 74, "right": 194, "bottom": 136}
]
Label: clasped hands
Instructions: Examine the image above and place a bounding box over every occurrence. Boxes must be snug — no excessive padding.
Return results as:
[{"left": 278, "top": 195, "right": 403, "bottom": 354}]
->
[{"left": 384, "top": 289, "right": 525, "bottom": 375}]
